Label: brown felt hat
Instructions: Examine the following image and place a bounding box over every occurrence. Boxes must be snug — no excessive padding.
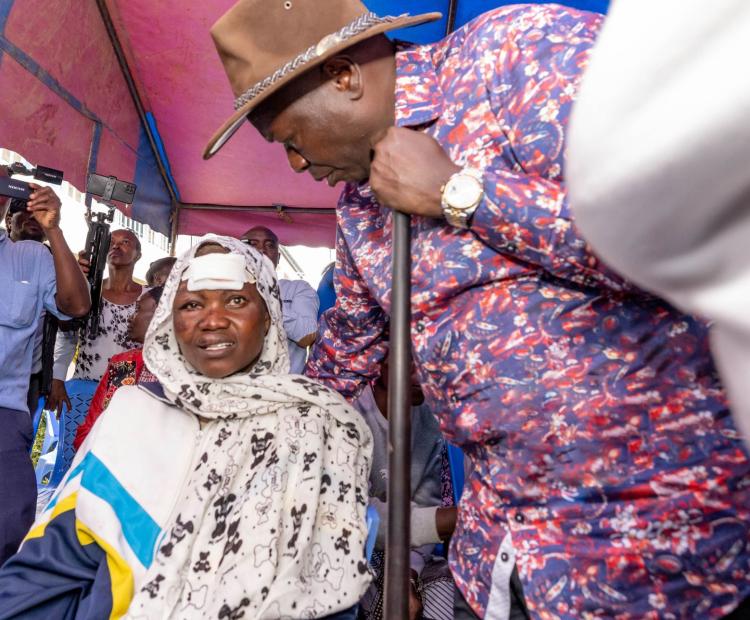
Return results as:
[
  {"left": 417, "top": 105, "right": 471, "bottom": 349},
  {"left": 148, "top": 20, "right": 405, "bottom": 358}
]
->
[{"left": 203, "top": 0, "right": 441, "bottom": 159}]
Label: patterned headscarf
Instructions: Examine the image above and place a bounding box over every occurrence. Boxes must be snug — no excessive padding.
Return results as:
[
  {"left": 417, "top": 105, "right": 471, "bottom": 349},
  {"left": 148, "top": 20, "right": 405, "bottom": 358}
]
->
[
  {"left": 143, "top": 233, "right": 290, "bottom": 418},
  {"left": 127, "top": 235, "right": 372, "bottom": 619}
]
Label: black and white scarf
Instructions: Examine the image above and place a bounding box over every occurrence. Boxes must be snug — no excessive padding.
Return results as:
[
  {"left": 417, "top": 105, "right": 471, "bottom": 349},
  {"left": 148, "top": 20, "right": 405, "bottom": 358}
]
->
[{"left": 126, "top": 235, "right": 372, "bottom": 619}]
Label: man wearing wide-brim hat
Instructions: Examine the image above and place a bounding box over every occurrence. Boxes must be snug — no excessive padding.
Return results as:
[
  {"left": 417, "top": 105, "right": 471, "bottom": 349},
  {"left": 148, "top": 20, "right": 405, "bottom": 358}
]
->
[{"left": 205, "top": 2, "right": 750, "bottom": 620}]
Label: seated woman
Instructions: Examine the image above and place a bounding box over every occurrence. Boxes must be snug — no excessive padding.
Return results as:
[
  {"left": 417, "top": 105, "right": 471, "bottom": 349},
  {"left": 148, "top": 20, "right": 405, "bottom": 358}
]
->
[
  {"left": 73, "top": 286, "right": 163, "bottom": 451},
  {"left": 0, "top": 235, "right": 372, "bottom": 619}
]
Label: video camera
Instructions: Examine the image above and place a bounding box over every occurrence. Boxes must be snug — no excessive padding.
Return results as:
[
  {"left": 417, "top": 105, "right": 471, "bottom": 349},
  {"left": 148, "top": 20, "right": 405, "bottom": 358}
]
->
[
  {"left": 0, "top": 162, "right": 64, "bottom": 199},
  {"left": 74, "top": 173, "right": 138, "bottom": 339}
]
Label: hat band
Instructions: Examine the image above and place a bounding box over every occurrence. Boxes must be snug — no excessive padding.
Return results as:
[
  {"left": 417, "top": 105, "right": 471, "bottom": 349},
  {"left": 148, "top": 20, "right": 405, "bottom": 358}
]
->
[{"left": 233, "top": 11, "right": 406, "bottom": 111}]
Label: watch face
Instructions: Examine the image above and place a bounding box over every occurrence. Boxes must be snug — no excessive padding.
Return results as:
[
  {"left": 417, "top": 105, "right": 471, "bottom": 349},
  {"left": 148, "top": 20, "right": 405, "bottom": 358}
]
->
[{"left": 445, "top": 174, "right": 482, "bottom": 210}]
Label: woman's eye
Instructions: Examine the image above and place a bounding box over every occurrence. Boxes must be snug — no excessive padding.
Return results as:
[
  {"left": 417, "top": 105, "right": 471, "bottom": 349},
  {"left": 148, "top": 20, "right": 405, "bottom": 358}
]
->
[
  {"left": 228, "top": 296, "right": 247, "bottom": 306},
  {"left": 179, "top": 301, "right": 200, "bottom": 310}
]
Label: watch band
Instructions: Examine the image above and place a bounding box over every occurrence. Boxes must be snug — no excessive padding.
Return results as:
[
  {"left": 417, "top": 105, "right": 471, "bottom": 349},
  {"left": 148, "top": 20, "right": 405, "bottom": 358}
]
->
[{"left": 440, "top": 167, "right": 484, "bottom": 229}]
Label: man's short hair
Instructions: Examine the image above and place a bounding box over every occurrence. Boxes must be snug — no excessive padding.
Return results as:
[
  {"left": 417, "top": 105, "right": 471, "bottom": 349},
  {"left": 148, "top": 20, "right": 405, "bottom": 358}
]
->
[
  {"left": 8, "top": 198, "right": 28, "bottom": 215},
  {"left": 145, "top": 256, "right": 177, "bottom": 286}
]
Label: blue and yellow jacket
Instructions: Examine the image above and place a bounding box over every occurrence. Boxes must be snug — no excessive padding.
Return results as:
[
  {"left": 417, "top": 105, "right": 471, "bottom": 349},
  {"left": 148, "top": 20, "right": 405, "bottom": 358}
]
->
[{"left": 0, "top": 384, "right": 201, "bottom": 619}]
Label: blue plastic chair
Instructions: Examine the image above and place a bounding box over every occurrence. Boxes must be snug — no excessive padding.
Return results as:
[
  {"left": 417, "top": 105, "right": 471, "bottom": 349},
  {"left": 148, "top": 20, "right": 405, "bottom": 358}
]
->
[
  {"left": 447, "top": 443, "right": 466, "bottom": 504},
  {"left": 365, "top": 504, "right": 380, "bottom": 562},
  {"left": 30, "top": 396, "right": 46, "bottom": 441},
  {"left": 48, "top": 379, "right": 98, "bottom": 487},
  {"left": 33, "top": 408, "right": 59, "bottom": 487}
]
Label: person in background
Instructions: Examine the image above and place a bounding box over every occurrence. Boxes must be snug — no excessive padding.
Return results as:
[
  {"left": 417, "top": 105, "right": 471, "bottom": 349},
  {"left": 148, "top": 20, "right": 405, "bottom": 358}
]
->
[
  {"left": 241, "top": 225, "right": 318, "bottom": 373},
  {"left": 72, "top": 286, "right": 163, "bottom": 451},
  {"left": 0, "top": 235, "right": 371, "bottom": 619},
  {"left": 0, "top": 173, "right": 90, "bottom": 565},
  {"left": 356, "top": 357, "right": 458, "bottom": 620},
  {"left": 145, "top": 256, "right": 176, "bottom": 288},
  {"left": 5, "top": 198, "right": 57, "bottom": 414},
  {"left": 47, "top": 229, "right": 143, "bottom": 415},
  {"left": 206, "top": 1, "right": 750, "bottom": 617},
  {"left": 567, "top": 0, "right": 750, "bottom": 445},
  {"left": 6, "top": 198, "right": 45, "bottom": 244}
]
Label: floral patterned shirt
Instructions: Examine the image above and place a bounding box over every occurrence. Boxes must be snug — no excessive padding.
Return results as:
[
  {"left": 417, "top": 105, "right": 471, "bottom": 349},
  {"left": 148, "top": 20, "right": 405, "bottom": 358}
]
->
[{"left": 307, "top": 5, "right": 750, "bottom": 619}]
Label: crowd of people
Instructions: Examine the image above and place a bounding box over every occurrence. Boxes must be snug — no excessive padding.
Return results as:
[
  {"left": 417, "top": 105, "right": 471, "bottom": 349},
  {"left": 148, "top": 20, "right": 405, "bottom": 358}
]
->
[{"left": 0, "top": 0, "right": 748, "bottom": 618}]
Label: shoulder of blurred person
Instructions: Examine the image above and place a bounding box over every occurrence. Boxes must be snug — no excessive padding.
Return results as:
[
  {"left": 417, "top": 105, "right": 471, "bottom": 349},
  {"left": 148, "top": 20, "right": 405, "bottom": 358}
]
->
[{"left": 567, "top": 0, "right": 750, "bottom": 438}]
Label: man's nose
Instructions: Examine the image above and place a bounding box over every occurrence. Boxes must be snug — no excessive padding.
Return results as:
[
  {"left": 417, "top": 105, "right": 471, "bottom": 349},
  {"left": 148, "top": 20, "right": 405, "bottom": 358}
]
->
[{"left": 287, "top": 149, "right": 310, "bottom": 174}]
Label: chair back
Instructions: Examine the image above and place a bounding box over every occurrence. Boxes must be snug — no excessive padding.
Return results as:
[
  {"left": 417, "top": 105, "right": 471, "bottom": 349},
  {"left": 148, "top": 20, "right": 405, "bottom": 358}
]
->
[
  {"left": 33, "top": 408, "right": 59, "bottom": 487},
  {"left": 365, "top": 504, "right": 380, "bottom": 562},
  {"left": 447, "top": 443, "right": 466, "bottom": 505},
  {"left": 48, "top": 379, "right": 98, "bottom": 487}
]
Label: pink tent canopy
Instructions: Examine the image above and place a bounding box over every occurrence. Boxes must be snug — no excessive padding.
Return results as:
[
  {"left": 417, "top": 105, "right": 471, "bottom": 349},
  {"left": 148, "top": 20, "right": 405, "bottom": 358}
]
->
[
  {"left": 0, "top": 0, "right": 339, "bottom": 247},
  {"left": 1, "top": 0, "right": 607, "bottom": 248}
]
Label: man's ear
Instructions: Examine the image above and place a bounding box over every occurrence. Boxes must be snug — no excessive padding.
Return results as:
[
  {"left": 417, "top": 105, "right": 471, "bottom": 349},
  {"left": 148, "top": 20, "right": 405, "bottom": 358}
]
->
[{"left": 322, "top": 56, "right": 364, "bottom": 101}]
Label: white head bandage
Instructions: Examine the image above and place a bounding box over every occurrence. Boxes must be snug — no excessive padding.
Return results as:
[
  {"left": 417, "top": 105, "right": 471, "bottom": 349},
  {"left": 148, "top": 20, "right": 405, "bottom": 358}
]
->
[{"left": 182, "top": 253, "right": 255, "bottom": 291}]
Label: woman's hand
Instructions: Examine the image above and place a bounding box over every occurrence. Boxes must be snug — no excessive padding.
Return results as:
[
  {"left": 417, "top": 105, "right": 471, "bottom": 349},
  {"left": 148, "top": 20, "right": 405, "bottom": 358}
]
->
[
  {"left": 76, "top": 250, "right": 91, "bottom": 276},
  {"left": 47, "top": 379, "right": 72, "bottom": 419}
]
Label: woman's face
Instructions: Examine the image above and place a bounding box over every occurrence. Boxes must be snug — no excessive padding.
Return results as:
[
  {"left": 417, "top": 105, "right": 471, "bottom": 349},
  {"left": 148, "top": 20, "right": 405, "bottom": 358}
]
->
[
  {"left": 127, "top": 293, "right": 158, "bottom": 344},
  {"left": 173, "top": 281, "right": 270, "bottom": 379}
]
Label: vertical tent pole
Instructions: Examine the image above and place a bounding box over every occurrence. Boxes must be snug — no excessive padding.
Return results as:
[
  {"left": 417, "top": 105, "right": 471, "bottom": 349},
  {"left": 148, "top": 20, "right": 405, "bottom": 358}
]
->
[
  {"left": 384, "top": 209, "right": 413, "bottom": 618},
  {"left": 446, "top": 0, "right": 459, "bottom": 36},
  {"left": 384, "top": 3, "right": 460, "bottom": 616}
]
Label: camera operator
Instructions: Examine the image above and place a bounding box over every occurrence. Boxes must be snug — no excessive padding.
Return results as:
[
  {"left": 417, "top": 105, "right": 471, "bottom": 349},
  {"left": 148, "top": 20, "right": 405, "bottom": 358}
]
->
[
  {"left": 6, "top": 198, "right": 57, "bottom": 415},
  {"left": 6, "top": 198, "right": 45, "bottom": 244},
  {"left": 0, "top": 169, "right": 90, "bottom": 564},
  {"left": 48, "top": 229, "right": 142, "bottom": 414}
]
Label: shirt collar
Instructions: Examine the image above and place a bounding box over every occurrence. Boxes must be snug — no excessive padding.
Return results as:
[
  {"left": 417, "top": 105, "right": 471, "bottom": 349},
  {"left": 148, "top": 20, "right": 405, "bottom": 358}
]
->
[
  {"left": 0, "top": 228, "right": 7, "bottom": 242},
  {"left": 394, "top": 42, "right": 443, "bottom": 128}
]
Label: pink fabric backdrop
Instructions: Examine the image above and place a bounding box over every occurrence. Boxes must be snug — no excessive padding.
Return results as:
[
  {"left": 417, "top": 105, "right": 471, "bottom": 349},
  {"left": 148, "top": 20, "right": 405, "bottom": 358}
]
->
[
  {"left": 1, "top": 0, "right": 338, "bottom": 246},
  {"left": 109, "top": 0, "right": 339, "bottom": 245}
]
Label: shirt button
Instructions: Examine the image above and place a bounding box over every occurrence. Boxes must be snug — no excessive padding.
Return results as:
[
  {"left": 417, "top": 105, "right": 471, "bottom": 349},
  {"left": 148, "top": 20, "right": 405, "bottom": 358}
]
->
[
  {"left": 416, "top": 322, "right": 425, "bottom": 333},
  {"left": 500, "top": 552, "right": 509, "bottom": 562},
  {"left": 514, "top": 513, "right": 525, "bottom": 524}
]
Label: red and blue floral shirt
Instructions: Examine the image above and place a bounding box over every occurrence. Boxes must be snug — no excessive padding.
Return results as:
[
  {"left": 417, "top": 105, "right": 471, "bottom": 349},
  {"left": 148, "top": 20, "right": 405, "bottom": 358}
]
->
[{"left": 307, "top": 5, "right": 750, "bottom": 618}]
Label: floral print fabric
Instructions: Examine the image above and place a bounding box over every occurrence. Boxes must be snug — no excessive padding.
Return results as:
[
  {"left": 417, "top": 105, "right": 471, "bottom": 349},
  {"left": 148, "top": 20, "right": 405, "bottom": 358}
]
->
[{"left": 307, "top": 5, "right": 750, "bottom": 618}]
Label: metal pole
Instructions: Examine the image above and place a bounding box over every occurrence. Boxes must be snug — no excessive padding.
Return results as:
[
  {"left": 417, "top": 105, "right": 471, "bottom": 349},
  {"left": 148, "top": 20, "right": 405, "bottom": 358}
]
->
[
  {"left": 384, "top": 210, "right": 412, "bottom": 619},
  {"left": 446, "top": 0, "right": 459, "bottom": 36},
  {"left": 179, "top": 203, "right": 336, "bottom": 215},
  {"left": 95, "top": 0, "right": 179, "bottom": 208},
  {"left": 384, "top": 6, "right": 460, "bottom": 616},
  {"left": 96, "top": 0, "right": 180, "bottom": 249}
]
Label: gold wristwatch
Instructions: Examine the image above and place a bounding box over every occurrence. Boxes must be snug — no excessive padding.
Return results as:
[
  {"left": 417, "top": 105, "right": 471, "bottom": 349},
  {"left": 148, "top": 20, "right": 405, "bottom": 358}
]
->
[{"left": 440, "top": 168, "right": 484, "bottom": 228}]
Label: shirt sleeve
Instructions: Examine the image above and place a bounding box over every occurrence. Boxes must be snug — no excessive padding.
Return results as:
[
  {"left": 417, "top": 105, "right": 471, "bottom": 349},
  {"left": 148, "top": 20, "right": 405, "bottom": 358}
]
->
[
  {"left": 305, "top": 224, "right": 388, "bottom": 401},
  {"left": 37, "top": 247, "right": 70, "bottom": 321},
  {"left": 281, "top": 280, "right": 320, "bottom": 343},
  {"left": 0, "top": 437, "right": 113, "bottom": 619},
  {"left": 52, "top": 328, "right": 78, "bottom": 382},
  {"left": 465, "top": 8, "right": 633, "bottom": 293}
]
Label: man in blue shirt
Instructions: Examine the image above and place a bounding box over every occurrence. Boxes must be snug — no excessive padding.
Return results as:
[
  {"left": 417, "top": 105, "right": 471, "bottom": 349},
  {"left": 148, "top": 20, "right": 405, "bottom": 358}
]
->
[
  {"left": 0, "top": 169, "right": 90, "bottom": 563},
  {"left": 240, "top": 226, "right": 319, "bottom": 373}
]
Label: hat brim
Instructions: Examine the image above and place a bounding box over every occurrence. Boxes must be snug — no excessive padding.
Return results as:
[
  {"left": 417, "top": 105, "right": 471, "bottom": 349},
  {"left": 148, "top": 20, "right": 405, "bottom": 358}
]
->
[{"left": 203, "top": 12, "right": 443, "bottom": 159}]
